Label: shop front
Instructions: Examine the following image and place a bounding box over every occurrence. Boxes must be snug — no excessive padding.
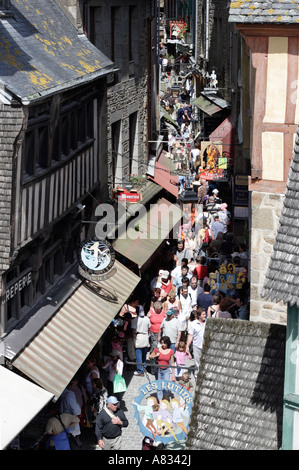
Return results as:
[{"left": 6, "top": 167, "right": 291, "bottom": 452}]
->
[{"left": 1, "top": 252, "right": 141, "bottom": 448}]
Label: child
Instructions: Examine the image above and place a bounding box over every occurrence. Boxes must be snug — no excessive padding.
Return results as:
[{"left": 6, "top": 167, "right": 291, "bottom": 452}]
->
[
  {"left": 177, "top": 371, "right": 193, "bottom": 393},
  {"left": 111, "top": 332, "right": 124, "bottom": 361},
  {"left": 175, "top": 341, "right": 192, "bottom": 379},
  {"left": 102, "top": 349, "right": 124, "bottom": 399}
]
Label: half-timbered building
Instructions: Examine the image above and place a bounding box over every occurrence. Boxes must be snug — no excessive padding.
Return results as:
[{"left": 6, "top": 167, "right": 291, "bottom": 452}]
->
[
  {"left": 0, "top": 0, "right": 114, "bottom": 335},
  {"left": 228, "top": 1, "right": 299, "bottom": 325}
]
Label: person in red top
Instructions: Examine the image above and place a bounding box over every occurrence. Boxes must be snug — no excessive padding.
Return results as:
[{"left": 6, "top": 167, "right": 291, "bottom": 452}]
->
[
  {"left": 159, "top": 270, "right": 173, "bottom": 300},
  {"left": 147, "top": 301, "right": 165, "bottom": 353},
  {"left": 193, "top": 256, "right": 208, "bottom": 286},
  {"left": 150, "top": 336, "right": 175, "bottom": 401}
]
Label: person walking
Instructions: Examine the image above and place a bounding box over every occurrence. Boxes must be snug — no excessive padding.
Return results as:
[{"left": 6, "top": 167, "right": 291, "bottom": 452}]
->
[
  {"left": 147, "top": 301, "right": 165, "bottom": 352},
  {"left": 158, "top": 308, "right": 182, "bottom": 352},
  {"left": 44, "top": 401, "right": 80, "bottom": 450},
  {"left": 59, "top": 378, "right": 82, "bottom": 441},
  {"left": 131, "top": 306, "right": 151, "bottom": 376},
  {"left": 186, "top": 308, "right": 206, "bottom": 379},
  {"left": 149, "top": 336, "right": 175, "bottom": 401},
  {"left": 95, "top": 396, "right": 128, "bottom": 450}
]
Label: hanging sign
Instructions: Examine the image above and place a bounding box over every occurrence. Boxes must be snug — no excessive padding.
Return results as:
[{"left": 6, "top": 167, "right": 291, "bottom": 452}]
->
[
  {"left": 132, "top": 380, "right": 193, "bottom": 444},
  {"left": 78, "top": 238, "right": 116, "bottom": 282},
  {"left": 216, "top": 263, "right": 247, "bottom": 294},
  {"left": 113, "top": 188, "right": 142, "bottom": 203}
]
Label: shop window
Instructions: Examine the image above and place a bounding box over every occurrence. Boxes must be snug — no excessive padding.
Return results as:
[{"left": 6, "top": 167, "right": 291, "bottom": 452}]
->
[
  {"left": 37, "top": 125, "right": 49, "bottom": 169},
  {"left": 52, "top": 125, "right": 61, "bottom": 162},
  {"left": 129, "top": 5, "right": 138, "bottom": 64},
  {"left": 22, "top": 92, "right": 96, "bottom": 180},
  {"left": 61, "top": 115, "right": 70, "bottom": 156},
  {"left": 24, "top": 130, "right": 36, "bottom": 176}
]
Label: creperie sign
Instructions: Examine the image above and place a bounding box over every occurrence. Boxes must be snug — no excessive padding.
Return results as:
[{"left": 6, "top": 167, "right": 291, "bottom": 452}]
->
[{"left": 2, "top": 272, "right": 32, "bottom": 303}]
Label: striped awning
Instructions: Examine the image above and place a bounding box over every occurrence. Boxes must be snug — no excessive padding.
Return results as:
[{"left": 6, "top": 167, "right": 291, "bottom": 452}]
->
[
  {"left": 12, "top": 261, "right": 140, "bottom": 397},
  {"left": 113, "top": 198, "right": 183, "bottom": 269}
]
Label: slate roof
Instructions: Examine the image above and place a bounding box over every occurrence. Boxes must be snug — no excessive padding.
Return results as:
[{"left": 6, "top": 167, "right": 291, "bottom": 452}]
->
[
  {"left": 186, "top": 318, "right": 285, "bottom": 450},
  {"left": 229, "top": 0, "right": 299, "bottom": 24},
  {"left": 262, "top": 126, "right": 299, "bottom": 306},
  {"left": 0, "top": 0, "right": 114, "bottom": 103}
]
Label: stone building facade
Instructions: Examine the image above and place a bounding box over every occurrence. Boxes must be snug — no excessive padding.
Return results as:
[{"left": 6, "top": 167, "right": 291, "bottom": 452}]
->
[
  {"left": 196, "top": 0, "right": 233, "bottom": 100},
  {"left": 250, "top": 192, "right": 286, "bottom": 324},
  {"left": 57, "top": 0, "right": 157, "bottom": 196}
]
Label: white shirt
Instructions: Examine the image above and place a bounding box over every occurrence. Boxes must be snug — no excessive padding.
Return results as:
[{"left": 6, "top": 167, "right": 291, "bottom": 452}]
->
[
  {"left": 177, "top": 292, "right": 193, "bottom": 329},
  {"left": 131, "top": 314, "right": 150, "bottom": 333},
  {"left": 188, "top": 285, "right": 203, "bottom": 305},
  {"left": 191, "top": 148, "right": 200, "bottom": 163},
  {"left": 188, "top": 320, "right": 206, "bottom": 349}
]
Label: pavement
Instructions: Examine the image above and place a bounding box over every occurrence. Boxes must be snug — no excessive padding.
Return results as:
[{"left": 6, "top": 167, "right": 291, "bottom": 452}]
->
[{"left": 80, "top": 355, "right": 196, "bottom": 451}]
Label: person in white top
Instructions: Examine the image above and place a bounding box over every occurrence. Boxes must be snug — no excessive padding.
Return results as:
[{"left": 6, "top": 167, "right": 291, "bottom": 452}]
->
[
  {"left": 186, "top": 308, "right": 206, "bottom": 378},
  {"left": 131, "top": 306, "right": 151, "bottom": 376},
  {"left": 188, "top": 276, "right": 203, "bottom": 306},
  {"left": 177, "top": 286, "right": 193, "bottom": 333}
]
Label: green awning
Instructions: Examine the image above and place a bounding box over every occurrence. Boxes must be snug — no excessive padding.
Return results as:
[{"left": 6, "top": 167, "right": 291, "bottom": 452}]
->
[
  {"left": 113, "top": 198, "right": 183, "bottom": 269},
  {"left": 161, "top": 109, "right": 179, "bottom": 127},
  {"left": 193, "top": 96, "right": 222, "bottom": 116}
]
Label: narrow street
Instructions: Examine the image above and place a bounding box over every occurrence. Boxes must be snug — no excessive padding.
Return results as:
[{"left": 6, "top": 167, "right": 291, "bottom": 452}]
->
[{"left": 80, "top": 356, "right": 196, "bottom": 451}]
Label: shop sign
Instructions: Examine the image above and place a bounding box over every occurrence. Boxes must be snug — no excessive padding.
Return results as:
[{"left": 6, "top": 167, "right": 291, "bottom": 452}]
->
[
  {"left": 132, "top": 380, "right": 193, "bottom": 444},
  {"left": 199, "top": 141, "right": 229, "bottom": 181},
  {"left": 198, "top": 169, "right": 228, "bottom": 181},
  {"left": 78, "top": 238, "right": 116, "bottom": 282},
  {"left": 216, "top": 263, "right": 247, "bottom": 294},
  {"left": 233, "top": 174, "right": 249, "bottom": 206},
  {"left": 113, "top": 188, "right": 142, "bottom": 204},
  {"left": 2, "top": 271, "right": 32, "bottom": 304}
]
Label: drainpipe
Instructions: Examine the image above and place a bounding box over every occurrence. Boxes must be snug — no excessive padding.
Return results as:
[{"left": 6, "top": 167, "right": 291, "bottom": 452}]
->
[{"left": 205, "top": 0, "right": 209, "bottom": 62}]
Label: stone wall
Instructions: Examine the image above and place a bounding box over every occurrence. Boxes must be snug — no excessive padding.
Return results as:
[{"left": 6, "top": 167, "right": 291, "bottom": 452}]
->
[
  {"left": 196, "top": 0, "right": 232, "bottom": 98},
  {"left": 250, "top": 190, "right": 287, "bottom": 325}
]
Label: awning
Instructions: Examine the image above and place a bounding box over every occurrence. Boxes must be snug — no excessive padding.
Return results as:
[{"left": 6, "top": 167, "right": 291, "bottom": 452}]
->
[
  {"left": 0, "top": 366, "right": 53, "bottom": 450},
  {"left": 201, "top": 91, "right": 230, "bottom": 109},
  {"left": 209, "top": 115, "right": 235, "bottom": 161},
  {"left": 113, "top": 198, "right": 183, "bottom": 269},
  {"left": 160, "top": 109, "right": 179, "bottom": 128},
  {"left": 12, "top": 260, "right": 140, "bottom": 397},
  {"left": 192, "top": 95, "right": 222, "bottom": 116},
  {"left": 149, "top": 151, "right": 179, "bottom": 197}
]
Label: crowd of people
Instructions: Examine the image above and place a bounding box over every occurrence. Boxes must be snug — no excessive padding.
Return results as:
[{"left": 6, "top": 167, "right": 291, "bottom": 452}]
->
[{"left": 31, "top": 40, "right": 250, "bottom": 453}]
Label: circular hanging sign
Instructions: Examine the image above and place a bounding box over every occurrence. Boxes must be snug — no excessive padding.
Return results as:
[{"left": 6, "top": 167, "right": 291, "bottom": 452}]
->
[
  {"left": 78, "top": 238, "right": 116, "bottom": 282},
  {"left": 132, "top": 380, "right": 193, "bottom": 444}
]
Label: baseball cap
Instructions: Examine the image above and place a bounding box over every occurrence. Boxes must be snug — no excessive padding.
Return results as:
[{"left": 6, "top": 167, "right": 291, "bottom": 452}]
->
[
  {"left": 107, "top": 396, "right": 119, "bottom": 405},
  {"left": 212, "top": 189, "right": 219, "bottom": 194},
  {"left": 166, "top": 308, "right": 175, "bottom": 316}
]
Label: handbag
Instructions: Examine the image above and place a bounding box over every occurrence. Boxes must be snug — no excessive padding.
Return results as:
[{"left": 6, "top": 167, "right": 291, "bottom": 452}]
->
[
  {"left": 113, "top": 372, "right": 127, "bottom": 394},
  {"left": 135, "top": 332, "right": 149, "bottom": 349},
  {"left": 55, "top": 415, "right": 81, "bottom": 451}
]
